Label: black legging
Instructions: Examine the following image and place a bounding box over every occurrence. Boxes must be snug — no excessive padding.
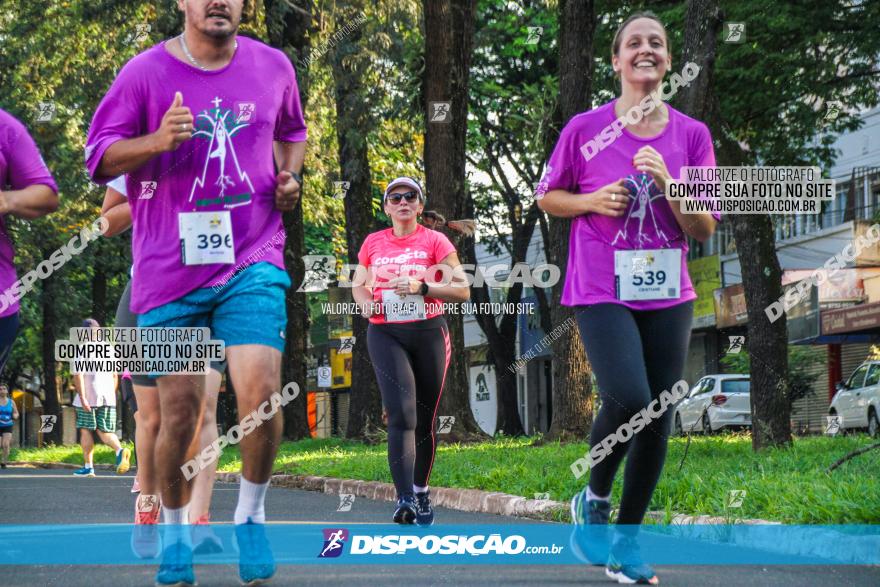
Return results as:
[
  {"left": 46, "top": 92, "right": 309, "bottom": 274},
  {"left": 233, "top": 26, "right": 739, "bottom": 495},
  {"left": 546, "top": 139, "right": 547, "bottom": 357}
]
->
[
  {"left": 367, "top": 316, "right": 450, "bottom": 498},
  {"left": 575, "top": 301, "right": 693, "bottom": 525}
]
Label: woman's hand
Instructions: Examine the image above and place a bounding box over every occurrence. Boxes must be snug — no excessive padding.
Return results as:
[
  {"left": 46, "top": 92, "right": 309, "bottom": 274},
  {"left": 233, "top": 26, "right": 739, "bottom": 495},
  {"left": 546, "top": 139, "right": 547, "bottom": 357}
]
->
[
  {"left": 359, "top": 302, "right": 376, "bottom": 319},
  {"left": 587, "top": 179, "right": 630, "bottom": 217},
  {"left": 633, "top": 146, "right": 672, "bottom": 192},
  {"left": 390, "top": 277, "right": 422, "bottom": 296}
]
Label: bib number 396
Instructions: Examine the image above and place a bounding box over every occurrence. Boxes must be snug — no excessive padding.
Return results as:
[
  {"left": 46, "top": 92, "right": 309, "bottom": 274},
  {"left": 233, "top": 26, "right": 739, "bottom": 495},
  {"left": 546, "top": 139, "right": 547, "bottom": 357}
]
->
[
  {"left": 614, "top": 249, "right": 681, "bottom": 301},
  {"left": 179, "top": 211, "right": 235, "bottom": 265}
]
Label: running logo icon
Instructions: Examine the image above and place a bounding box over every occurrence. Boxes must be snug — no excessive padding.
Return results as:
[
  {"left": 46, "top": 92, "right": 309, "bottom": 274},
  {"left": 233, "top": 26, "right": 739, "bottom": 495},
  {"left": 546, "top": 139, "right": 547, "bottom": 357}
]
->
[
  {"left": 39, "top": 415, "right": 57, "bottom": 433},
  {"left": 235, "top": 102, "right": 256, "bottom": 123},
  {"left": 726, "top": 490, "right": 746, "bottom": 508},
  {"left": 726, "top": 335, "right": 745, "bottom": 354},
  {"left": 318, "top": 528, "right": 349, "bottom": 558},
  {"left": 338, "top": 336, "right": 355, "bottom": 354},
  {"left": 332, "top": 181, "right": 350, "bottom": 200},
  {"left": 36, "top": 102, "right": 56, "bottom": 123},
  {"left": 297, "top": 255, "right": 336, "bottom": 292},
  {"left": 140, "top": 181, "right": 157, "bottom": 200},
  {"left": 337, "top": 494, "right": 355, "bottom": 512},
  {"left": 437, "top": 416, "right": 455, "bottom": 434},
  {"left": 191, "top": 96, "right": 255, "bottom": 209},
  {"left": 724, "top": 22, "right": 745, "bottom": 43},
  {"left": 429, "top": 102, "right": 451, "bottom": 123},
  {"left": 525, "top": 26, "right": 543, "bottom": 45}
]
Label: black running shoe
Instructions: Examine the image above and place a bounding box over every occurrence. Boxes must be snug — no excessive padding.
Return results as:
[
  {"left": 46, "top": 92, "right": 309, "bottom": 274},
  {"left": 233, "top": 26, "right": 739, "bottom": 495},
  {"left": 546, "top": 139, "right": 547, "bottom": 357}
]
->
[
  {"left": 415, "top": 491, "right": 434, "bottom": 526},
  {"left": 393, "top": 495, "right": 417, "bottom": 524}
]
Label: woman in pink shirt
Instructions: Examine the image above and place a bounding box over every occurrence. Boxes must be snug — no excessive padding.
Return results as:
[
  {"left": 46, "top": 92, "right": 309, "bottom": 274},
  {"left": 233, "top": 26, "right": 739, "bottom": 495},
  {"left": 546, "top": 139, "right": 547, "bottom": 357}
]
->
[
  {"left": 352, "top": 177, "right": 470, "bottom": 526},
  {"left": 538, "top": 12, "right": 718, "bottom": 585}
]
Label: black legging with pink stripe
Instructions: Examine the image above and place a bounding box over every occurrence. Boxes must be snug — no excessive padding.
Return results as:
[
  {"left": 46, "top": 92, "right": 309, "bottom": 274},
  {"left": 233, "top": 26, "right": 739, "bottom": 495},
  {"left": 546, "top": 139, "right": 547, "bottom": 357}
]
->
[{"left": 367, "top": 316, "right": 450, "bottom": 498}]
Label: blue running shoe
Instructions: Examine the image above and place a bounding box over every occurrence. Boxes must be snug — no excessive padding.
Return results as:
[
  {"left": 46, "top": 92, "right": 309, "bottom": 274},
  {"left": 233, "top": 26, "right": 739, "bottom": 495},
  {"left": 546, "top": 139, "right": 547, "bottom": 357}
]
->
[
  {"left": 392, "top": 495, "right": 417, "bottom": 525},
  {"left": 155, "top": 541, "right": 195, "bottom": 586},
  {"left": 569, "top": 488, "right": 611, "bottom": 565},
  {"left": 414, "top": 491, "right": 434, "bottom": 526},
  {"left": 73, "top": 466, "right": 95, "bottom": 477},
  {"left": 605, "top": 534, "right": 659, "bottom": 585},
  {"left": 235, "top": 519, "right": 275, "bottom": 585}
]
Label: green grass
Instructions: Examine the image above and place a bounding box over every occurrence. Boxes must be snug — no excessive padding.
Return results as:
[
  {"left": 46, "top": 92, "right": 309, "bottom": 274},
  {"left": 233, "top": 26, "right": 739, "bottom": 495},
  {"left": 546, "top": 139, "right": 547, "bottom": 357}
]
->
[{"left": 13, "top": 434, "right": 879, "bottom": 524}]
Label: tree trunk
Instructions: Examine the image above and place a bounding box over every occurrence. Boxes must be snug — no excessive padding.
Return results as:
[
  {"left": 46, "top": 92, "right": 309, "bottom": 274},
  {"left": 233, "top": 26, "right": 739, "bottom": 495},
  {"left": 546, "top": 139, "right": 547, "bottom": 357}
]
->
[
  {"left": 676, "top": 0, "right": 791, "bottom": 450},
  {"left": 543, "top": 0, "right": 595, "bottom": 442},
  {"left": 40, "top": 253, "right": 61, "bottom": 445},
  {"left": 329, "top": 1, "right": 384, "bottom": 439},
  {"left": 423, "top": 0, "right": 483, "bottom": 439},
  {"left": 91, "top": 262, "right": 107, "bottom": 325},
  {"left": 264, "top": 0, "right": 313, "bottom": 440}
]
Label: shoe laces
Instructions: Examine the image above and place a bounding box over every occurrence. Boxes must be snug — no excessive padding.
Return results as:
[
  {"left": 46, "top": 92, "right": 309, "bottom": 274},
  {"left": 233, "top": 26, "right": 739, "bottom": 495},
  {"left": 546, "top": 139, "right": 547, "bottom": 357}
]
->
[{"left": 415, "top": 492, "right": 431, "bottom": 513}]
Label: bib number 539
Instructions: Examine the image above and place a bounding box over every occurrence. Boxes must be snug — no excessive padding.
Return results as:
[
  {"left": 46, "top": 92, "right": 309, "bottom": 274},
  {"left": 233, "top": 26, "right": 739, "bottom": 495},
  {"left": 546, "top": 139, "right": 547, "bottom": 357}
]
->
[{"left": 631, "top": 270, "right": 666, "bottom": 287}]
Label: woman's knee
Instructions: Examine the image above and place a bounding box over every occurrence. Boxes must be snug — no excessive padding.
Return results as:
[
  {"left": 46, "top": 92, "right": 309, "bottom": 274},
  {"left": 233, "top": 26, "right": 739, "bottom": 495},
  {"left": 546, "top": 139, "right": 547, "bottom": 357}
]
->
[
  {"left": 599, "top": 385, "right": 653, "bottom": 419},
  {"left": 385, "top": 406, "right": 416, "bottom": 431}
]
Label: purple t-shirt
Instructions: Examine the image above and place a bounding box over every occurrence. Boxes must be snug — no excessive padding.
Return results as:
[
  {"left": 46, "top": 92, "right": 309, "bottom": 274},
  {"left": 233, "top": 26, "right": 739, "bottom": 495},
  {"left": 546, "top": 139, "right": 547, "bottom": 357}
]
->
[
  {"left": 85, "top": 36, "right": 307, "bottom": 314},
  {"left": 0, "top": 109, "right": 59, "bottom": 317},
  {"left": 537, "top": 100, "right": 717, "bottom": 310}
]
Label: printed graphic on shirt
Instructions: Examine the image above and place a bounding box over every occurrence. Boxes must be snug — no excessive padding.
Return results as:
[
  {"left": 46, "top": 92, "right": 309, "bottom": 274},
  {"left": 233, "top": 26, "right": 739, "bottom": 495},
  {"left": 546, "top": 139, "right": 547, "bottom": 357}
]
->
[
  {"left": 611, "top": 173, "right": 671, "bottom": 248},
  {"left": 190, "top": 97, "right": 255, "bottom": 209}
]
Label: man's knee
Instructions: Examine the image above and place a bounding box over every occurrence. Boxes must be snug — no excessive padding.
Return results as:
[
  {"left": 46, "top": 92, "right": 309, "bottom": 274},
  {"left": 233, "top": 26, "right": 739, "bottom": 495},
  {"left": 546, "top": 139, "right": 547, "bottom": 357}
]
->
[{"left": 139, "top": 411, "right": 160, "bottom": 437}]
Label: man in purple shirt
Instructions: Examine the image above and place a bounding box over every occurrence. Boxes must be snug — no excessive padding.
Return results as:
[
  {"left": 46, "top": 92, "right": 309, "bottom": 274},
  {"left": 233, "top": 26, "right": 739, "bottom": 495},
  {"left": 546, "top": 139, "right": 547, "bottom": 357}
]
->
[
  {"left": 85, "top": 2, "right": 306, "bottom": 584},
  {"left": 0, "top": 109, "right": 59, "bottom": 378}
]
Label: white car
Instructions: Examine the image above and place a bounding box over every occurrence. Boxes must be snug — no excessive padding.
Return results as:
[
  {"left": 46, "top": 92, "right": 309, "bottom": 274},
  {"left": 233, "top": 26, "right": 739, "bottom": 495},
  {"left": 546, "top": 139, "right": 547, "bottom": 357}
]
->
[
  {"left": 673, "top": 375, "right": 751, "bottom": 435},
  {"left": 829, "top": 361, "right": 880, "bottom": 437}
]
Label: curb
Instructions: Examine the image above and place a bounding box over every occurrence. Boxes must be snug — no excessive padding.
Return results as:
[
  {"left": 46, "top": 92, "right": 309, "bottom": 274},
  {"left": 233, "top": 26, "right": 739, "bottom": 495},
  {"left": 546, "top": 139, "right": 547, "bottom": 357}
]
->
[
  {"left": 217, "top": 472, "right": 782, "bottom": 525},
  {"left": 10, "top": 462, "right": 778, "bottom": 524},
  {"left": 215, "top": 472, "right": 564, "bottom": 521}
]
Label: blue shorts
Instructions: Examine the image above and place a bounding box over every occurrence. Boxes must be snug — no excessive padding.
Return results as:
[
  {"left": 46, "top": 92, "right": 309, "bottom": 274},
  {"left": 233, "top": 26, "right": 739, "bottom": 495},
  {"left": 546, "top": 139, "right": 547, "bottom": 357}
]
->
[{"left": 138, "top": 263, "right": 290, "bottom": 373}]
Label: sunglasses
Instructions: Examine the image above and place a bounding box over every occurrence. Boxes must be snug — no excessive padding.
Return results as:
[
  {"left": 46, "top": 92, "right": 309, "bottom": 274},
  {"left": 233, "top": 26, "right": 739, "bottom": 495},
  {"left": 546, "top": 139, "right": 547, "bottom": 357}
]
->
[{"left": 385, "top": 191, "right": 421, "bottom": 204}]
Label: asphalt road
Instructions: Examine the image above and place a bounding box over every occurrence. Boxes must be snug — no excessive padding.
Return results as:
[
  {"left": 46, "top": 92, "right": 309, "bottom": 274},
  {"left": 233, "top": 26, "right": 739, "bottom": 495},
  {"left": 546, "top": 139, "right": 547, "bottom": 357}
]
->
[{"left": 1, "top": 468, "right": 878, "bottom": 586}]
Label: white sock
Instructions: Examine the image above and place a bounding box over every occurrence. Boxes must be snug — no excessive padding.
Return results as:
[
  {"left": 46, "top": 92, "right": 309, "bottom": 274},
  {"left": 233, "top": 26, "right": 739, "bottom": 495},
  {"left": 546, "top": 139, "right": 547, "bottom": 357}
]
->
[
  {"left": 413, "top": 485, "right": 429, "bottom": 494},
  {"left": 162, "top": 504, "right": 192, "bottom": 547},
  {"left": 234, "top": 478, "right": 269, "bottom": 525},
  {"left": 85, "top": 457, "right": 93, "bottom": 469},
  {"left": 586, "top": 487, "right": 610, "bottom": 502},
  {"left": 115, "top": 447, "right": 122, "bottom": 456}
]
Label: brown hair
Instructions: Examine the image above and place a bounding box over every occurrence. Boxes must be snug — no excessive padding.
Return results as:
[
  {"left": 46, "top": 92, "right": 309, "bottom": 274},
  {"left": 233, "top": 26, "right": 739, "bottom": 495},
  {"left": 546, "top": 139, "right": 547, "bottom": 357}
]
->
[{"left": 611, "top": 11, "right": 670, "bottom": 57}]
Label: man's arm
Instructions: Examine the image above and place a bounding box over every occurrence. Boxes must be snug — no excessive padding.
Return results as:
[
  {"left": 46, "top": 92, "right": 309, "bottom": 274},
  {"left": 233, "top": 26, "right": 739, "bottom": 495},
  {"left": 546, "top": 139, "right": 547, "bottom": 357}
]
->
[
  {"left": 96, "top": 92, "right": 193, "bottom": 178},
  {"left": 274, "top": 140, "right": 306, "bottom": 176},
  {"left": 273, "top": 140, "right": 307, "bottom": 212},
  {"left": 73, "top": 373, "right": 90, "bottom": 411},
  {"left": 0, "top": 184, "right": 58, "bottom": 219}
]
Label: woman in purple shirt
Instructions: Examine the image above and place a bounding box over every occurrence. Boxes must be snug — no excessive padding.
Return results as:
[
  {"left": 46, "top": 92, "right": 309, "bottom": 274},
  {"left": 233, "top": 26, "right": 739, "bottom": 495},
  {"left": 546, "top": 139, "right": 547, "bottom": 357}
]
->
[
  {"left": 0, "top": 109, "right": 59, "bottom": 379},
  {"left": 537, "top": 12, "right": 718, "bottom": 585}
]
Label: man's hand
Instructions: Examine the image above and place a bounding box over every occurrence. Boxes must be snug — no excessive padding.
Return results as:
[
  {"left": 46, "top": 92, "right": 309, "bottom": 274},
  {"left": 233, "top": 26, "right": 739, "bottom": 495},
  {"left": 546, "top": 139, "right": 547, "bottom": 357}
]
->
[
  {"left": 0, "top": 191, "right": 10, "bottom": 216},
  {"left": 275, "top": 170, "right": 301, "bottom": 211},
  {"left": 81, "top": 400, "right": 92, "bottom": 413},
  {"left": 151, "top": 92, "right": 193, "bottom": 153}
]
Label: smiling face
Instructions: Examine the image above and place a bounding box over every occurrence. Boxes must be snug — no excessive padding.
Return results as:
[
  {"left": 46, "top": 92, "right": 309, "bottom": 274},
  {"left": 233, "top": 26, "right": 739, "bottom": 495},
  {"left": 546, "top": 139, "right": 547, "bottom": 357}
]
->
[
  {"left": 383, "top": 186, "right": 424, "bottom": 225},
  {"left": 178, "top": 0, "right": 243, "bottom": 40},
  {"left": 612, "top": 17, "right": 671, "bottom": 88}
]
